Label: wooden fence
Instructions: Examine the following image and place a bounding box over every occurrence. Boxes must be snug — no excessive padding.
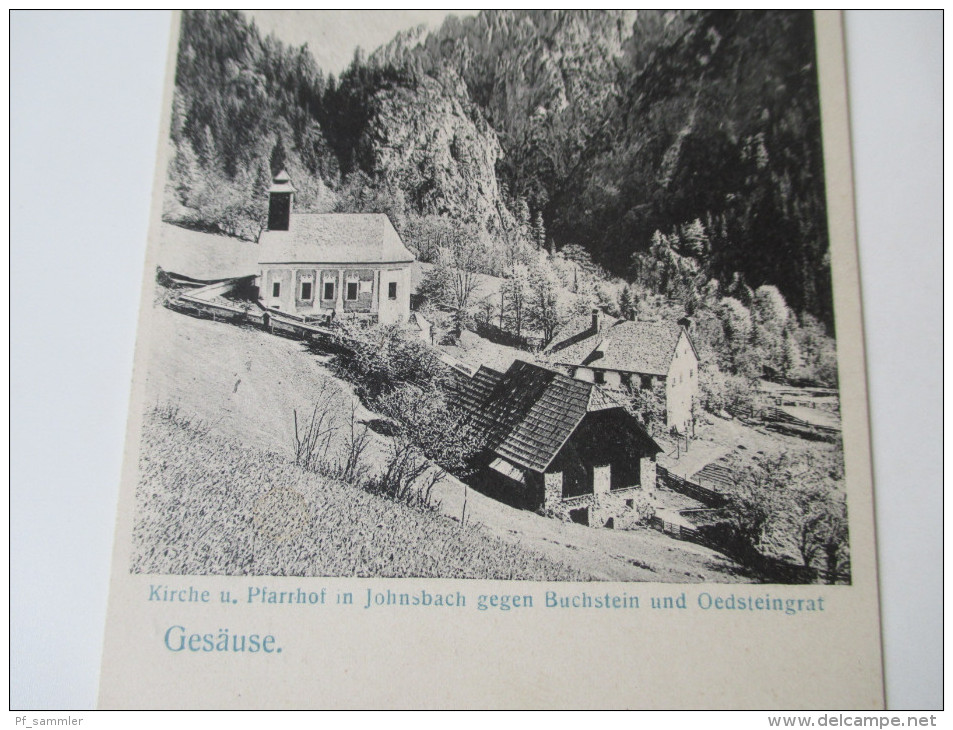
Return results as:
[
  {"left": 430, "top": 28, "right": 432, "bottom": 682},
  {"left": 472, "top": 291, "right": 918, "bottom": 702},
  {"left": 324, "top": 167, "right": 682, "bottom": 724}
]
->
[
  {"left": 167, "top": 296, "right": 247, "bottom": 323},
  {"left": 725, "top": 402, "right": 840, "bottom": 442},
  {"left": 726, "top": 402, "right": 757, "bottom": 421},
  {"left": 762, "top": 406, "right": 840, "bottom": 439},
  {"left": 656, "top": 466, "right": 725, "bottom": 507},
  {"left": 692, "top": 462, "right": 734, "bottom": 492},
  {"left": 648, "top": 515, "right": 849, "bottom": 584},
  {"left": 168, "top": 292, "right": 342, "bottom": 341},
  {"left": 649, "top": 516, "right": 722, "bottom": 552}
]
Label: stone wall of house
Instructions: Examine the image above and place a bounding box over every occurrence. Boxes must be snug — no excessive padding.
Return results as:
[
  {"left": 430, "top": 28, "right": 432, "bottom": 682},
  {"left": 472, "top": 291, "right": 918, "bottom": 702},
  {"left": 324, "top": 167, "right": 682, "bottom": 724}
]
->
[
  {"left": 547, "top": 490, "right": 651, "bottom": 529},
  {"left": 640, "top": 456, "right": 657, "bottom": 493},
  {"left": 665, "top": 329, "right": 699, "bottom": 432},
  {"left": 543, "top": 471, "right": 563, "bottom": 511},
  {"left": 541, "top": 454, "right": 659, "bottom": 528}
]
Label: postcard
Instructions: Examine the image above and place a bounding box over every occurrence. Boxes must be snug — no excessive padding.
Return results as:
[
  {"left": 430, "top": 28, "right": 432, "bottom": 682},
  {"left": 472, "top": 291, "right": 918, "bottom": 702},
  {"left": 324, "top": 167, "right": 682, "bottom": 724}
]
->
[{"left": 99, "top": 10, "right": 883, "bottom": 709}]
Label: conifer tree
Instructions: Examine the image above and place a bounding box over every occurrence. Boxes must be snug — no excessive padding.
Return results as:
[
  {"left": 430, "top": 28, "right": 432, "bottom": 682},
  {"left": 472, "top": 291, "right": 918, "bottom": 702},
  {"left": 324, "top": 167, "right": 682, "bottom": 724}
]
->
[
  {"left": 618, "top": 284, "right": 638, "bottom": 321},
  {"left": 270, "top": 134, "right": 287, "bottom": 177},
  {"left": 532, "top": 210, "right": 546, "bottom": 250}
]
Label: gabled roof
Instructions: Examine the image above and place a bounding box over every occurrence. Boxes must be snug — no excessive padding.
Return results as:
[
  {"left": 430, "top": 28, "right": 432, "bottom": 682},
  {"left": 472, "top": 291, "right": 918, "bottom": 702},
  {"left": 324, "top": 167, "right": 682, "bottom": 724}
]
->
[
  {"left": 546, "top": 316, "right": 693, "bottom": 377},
  {"left": 484, "top": 361, "right": 592, "bottom": 473},
  {"left": 258, "top": 214, "right": 415, "bottom": 266},
  {"left": 545, "top": 313, "right": 619, "bottom": 365},
  {"left": 448, "top": 363, "right": 505, "bottom": 415},
  {"left": 449, "top": 360, "right": 660, "bottom": 473},
  {"left": 587, "top": 320, "right": 686, "bottom": 375}
]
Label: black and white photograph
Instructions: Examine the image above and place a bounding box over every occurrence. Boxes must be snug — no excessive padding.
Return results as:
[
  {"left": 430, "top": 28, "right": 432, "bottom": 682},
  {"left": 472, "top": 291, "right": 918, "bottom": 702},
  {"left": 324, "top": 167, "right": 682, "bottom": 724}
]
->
[
  {"left": 131, "top": 9, "right": 855, "bottom": 585},
  {"left": 15, "top": 9, "right": 943, "bottom": 712}
]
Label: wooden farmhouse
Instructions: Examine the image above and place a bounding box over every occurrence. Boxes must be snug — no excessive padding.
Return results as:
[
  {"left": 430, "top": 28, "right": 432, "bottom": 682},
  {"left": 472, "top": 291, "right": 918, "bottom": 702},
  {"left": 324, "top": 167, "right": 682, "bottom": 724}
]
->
[
  {"left": 545, "top": 310, "right": 700, "bottom": 433},
  {"left": 256, "top": 171, "right": 415, "bottom": 326},
  {"left": 450, "top": 360, "right": 662, "bottom": 527}
]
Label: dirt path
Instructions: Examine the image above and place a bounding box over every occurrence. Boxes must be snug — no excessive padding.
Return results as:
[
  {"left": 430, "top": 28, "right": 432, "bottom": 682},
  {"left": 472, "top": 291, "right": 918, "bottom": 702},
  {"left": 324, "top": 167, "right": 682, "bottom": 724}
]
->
[
  {"left": 656, "top": 416, "right": 750, "bottom": 480},
  {"left": 144, "top": 302, "right": 751, "bottom": 583}
]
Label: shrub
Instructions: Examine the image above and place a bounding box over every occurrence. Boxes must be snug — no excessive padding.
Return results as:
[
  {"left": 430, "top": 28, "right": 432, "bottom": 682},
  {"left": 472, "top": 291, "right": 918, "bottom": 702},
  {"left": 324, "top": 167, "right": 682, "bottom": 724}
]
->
[
  {"left": 718, "top": 451, "right": 849, "bottom": 580},
  {"left": 290, "top": 385, "right": 374, "bottom": 487},
  {"left": 336, "top": 403, "right": 372, "bottom": 485},
  {"left": 293, "top": 405, "right": 337, "bottom": 474},
  {"left": 151, "top": 402, "right": 211, "bottom": 438},
  {"left": 332, "top": 322, "right": 447, "bottom": 399},
  {"left": 363, "top": 436, "right": 441, "bottom": 510},
  {"left": 625, "top": 381, "right": 666, "bottom": 433},
  {"left": 290, "top": 398, "right": 440, "bottom": 512},
  {"left": 724, "top": 373, "right": 759, "bottom": 413},
  {"left": 375, "top": 383, "right": 485, "bottom": 476},
  {"left": 699, "top": 366, "right": 729, "bottom": 412}
]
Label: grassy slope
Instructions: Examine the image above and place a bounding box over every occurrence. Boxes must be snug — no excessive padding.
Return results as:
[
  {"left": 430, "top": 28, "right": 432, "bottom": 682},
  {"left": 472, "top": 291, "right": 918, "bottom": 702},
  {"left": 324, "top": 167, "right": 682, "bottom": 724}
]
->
[
  {"left": 144, "top": 294, "right": 358, "bottom": 456},
  {"left": 659, "top": 411, "right": 844, "bottom": 486},
  {"left": 134, "top": 407, "right": 587, "bottom": 580}
]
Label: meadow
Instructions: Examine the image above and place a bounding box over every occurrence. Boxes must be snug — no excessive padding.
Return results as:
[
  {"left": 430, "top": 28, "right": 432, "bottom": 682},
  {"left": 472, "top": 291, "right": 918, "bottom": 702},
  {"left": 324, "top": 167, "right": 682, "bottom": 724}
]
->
[{"left": 132, "top": 405, "right": 587, "bottom": 580}]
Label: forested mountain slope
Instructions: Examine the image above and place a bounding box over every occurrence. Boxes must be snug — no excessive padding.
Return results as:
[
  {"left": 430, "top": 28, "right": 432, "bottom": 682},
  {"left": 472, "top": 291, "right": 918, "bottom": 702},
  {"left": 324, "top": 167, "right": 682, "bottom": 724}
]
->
[
  {"left": 165, "top": 10, "right": 833, "bottom": 330},
  {"left": 376, "top": 10, "right": 830, "bottom": 323}
]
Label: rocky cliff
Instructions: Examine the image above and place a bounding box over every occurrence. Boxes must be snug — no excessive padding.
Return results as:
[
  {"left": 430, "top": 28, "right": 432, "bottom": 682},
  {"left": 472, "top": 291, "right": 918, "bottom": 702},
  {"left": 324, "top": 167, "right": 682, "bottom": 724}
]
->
[{"left": 361, "top": 69, "right": 515, "bottom": 238}]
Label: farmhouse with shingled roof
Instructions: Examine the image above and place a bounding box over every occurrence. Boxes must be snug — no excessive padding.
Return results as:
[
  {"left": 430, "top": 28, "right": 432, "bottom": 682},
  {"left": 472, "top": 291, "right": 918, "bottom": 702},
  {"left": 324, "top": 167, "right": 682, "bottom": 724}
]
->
[
  {"left": 450, "top": 360, "right": 662, "bottom": 527},
  {"left": 545, "top": 309, "right": 700, "bottom": 433},
  {"left": 256, "top": 171, "right": 415, "bottom": 325}
]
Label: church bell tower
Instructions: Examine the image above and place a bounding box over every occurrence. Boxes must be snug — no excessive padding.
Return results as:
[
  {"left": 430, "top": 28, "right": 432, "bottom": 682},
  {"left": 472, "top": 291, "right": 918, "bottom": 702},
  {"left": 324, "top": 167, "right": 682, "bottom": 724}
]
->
[{"left": 267, "top": 170, "right": 295, "bottom": 231}]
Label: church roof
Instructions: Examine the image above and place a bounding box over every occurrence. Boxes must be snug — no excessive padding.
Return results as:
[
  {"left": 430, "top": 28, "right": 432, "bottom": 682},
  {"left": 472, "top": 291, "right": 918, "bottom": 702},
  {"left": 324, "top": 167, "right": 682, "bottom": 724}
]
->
[{"left": 258, "top": 214, "right": 415, "bottom": 266}]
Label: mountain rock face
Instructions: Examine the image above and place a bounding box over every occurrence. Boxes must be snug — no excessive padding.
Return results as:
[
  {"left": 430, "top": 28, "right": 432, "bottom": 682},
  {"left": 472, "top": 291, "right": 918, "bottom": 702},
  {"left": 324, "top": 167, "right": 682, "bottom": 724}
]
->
[
  {"left": 361, "top": 69, "right": 514, "bottom": 238},
  {"left": 384, "top": 9, "right": 832, "bottom": 326},
  {"left": 375, "top": 10, "right": 639, "bottom": 209}
]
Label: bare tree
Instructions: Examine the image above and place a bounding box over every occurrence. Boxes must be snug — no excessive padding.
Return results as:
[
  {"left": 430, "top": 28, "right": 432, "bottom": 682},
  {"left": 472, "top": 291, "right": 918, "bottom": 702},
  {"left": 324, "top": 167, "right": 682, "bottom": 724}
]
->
[
  {"left": 292, "top": 382, "right": 339, "bottom": 473},
  {"left": 789, "top": 486, "right": 829, "bottom": 569},
  {"left": 501, "top": 262, "right": 530, "bottom": 339},
  {"left": 421, "top": 235, "right": 483, "bottom": 328},
  {"left": 337, "top": 402, "right": 372, "bottom": 484},
  {"left": 526, "top": 256, "right": 573, "bottom": 345},
  {"left": 445, "top": 233, "right": 483, "bottom": 326},
  {"left": 817, "top": 497, "right": 849, "bottom": 583},
  {"left": 367, "top": 435, "right": 443, "bottom": 510}
]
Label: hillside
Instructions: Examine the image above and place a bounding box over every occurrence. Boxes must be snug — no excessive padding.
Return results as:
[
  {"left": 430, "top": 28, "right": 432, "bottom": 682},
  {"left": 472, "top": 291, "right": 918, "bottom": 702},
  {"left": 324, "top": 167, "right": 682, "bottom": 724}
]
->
[
  {"left": 382, "top": 10, "right": 831, "bottom": 323},
  {"left": 134, "top": 407, "right": 587, "bottom": 579},
  {"left": 140, "top": 300, "right": 752, "bottom": 582}
]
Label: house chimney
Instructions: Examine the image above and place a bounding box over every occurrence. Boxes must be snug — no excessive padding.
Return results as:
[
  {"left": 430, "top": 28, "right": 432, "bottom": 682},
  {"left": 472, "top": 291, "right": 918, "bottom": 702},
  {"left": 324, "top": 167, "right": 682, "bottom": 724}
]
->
[
  {"left": 592, "top": 337, "right": 608, "bottom": 360},
  {"left": 267, "top": 170, "right": 296, "bottom": 231},
  {"left": 592, "top": 308, "right": 602, "bottom": 333}
]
